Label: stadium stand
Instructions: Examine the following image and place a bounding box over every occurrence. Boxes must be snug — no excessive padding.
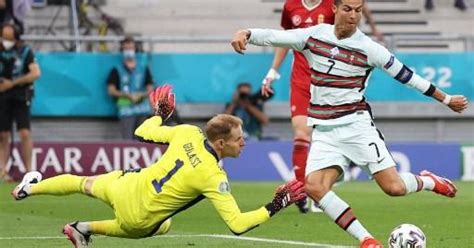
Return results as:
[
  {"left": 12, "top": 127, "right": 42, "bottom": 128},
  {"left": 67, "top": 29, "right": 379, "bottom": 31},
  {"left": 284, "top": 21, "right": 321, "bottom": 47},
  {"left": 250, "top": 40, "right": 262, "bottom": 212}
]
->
[
  {"left": 26, "top": 0, "right": 473, "bottom": 52},
  {"left": 20, "top": 0, "right": 474, "bottom": 143},
  {"left": 100, "top": 0, "right": 474, "bottom": 52}
]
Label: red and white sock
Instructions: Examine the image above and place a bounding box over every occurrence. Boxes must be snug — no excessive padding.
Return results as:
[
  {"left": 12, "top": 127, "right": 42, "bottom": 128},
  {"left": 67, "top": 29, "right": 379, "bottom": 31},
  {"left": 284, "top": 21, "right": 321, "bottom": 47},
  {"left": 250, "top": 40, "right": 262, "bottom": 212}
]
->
[
  {"left": 399, "top": 172, "right": 435, "bottom": 194},
  {"left": 293, "top": 138, "right": 310, "bottom": 184},
  {"left": 319, "top": 191, "right": 372, "bottom": 241}
]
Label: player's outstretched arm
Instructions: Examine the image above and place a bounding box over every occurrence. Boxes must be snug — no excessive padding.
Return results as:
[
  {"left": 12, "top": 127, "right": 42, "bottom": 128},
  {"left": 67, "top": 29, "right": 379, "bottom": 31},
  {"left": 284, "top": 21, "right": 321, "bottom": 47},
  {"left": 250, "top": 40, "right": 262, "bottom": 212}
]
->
[
  {"left": 430, "top": 88, "right": 468, "bottom": 113},
  {"left": 134, "top": 85, "right": 178, "bottom": 143},
  {"left": 206, "top": 179, "right": 305, "bottom": 235},
  {"left": 231, "top": 27, "right": 315, "bottom": 54},
  {"left": 368, "top": 41, "right": 469, "bottom": 113}
]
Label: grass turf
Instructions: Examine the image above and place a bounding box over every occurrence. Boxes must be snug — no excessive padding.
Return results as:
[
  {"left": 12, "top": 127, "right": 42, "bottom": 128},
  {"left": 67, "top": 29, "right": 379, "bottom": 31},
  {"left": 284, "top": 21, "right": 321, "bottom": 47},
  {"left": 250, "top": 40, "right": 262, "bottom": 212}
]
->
[{"left": 0, "top": 181, "right": 473, "bottom": 247}]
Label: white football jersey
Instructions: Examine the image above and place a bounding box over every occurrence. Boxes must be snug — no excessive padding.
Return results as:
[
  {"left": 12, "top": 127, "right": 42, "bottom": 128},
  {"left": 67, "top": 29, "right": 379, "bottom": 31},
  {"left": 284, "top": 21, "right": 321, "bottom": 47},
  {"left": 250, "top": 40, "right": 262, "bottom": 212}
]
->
[{"left": 249, "top": 24, "right": 431, "bottom": 126}]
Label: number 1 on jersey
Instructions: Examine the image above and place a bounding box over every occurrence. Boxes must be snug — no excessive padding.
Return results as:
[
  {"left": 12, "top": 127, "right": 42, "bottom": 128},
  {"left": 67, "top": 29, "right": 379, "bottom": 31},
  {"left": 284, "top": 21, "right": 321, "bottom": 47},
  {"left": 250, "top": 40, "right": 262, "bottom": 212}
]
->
[{"left": 152, "top": 159, "right": 184, "bottom": 194}]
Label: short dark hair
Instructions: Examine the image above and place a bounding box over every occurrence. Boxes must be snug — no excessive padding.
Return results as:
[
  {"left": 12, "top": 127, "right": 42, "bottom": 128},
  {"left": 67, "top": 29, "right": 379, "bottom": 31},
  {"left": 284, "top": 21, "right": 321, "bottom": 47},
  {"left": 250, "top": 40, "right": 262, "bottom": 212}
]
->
[
  {"left": 237, "top": 82, "right": 251, "bottom": 89},
  {"left": 334, "top": 0, "right": 364, "bottom": 6},
  {"left": 2, "top": 23, "right": 23, "bottom": 40},
  {"left": 120, "top": 36, "right": 135, "bottom": 48}
]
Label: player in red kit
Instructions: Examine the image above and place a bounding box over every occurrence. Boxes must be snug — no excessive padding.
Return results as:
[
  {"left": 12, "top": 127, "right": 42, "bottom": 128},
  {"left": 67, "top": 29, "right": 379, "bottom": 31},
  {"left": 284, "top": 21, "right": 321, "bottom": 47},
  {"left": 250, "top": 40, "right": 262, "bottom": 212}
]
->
[{"left": 261, "top": 0, "right": 383, "bottom": 213}]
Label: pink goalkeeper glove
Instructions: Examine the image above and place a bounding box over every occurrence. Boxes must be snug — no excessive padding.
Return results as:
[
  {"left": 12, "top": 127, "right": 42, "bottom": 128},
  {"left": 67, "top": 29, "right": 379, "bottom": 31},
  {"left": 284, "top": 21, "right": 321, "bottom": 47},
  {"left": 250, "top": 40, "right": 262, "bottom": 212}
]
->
[
  {"left": 265, "top": 179, "right": 306, "bottom": 216},
  {"left": 149, "top": 84, "right": 176, "bottom": 122}
]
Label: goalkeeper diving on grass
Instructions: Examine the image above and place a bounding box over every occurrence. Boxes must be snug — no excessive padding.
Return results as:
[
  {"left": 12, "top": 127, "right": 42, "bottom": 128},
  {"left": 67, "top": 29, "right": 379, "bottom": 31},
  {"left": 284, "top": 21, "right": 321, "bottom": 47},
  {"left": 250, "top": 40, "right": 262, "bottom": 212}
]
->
[{"left": 11, "top": 85, "right": 306, "bottom": 248}]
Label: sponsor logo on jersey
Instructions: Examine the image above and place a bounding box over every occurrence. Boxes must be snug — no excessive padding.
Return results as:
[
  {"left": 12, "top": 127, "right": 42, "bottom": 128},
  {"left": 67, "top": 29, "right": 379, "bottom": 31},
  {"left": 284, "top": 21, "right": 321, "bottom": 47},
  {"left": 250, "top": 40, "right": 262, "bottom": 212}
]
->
[
  {"left": 292, "top": 15, "right": 302, "bottom": 26},
  {"left": 304, "top": 17, "right": 313, "bottom": 24},
  {"left": 218, "top": 181, "right": 231, "bottom": 193},
  {"left": 330, "top": 47, "right": 340, "bottom": 58},
  {"left": 317, "top": 14, "right": 325, "bottom": 24}
]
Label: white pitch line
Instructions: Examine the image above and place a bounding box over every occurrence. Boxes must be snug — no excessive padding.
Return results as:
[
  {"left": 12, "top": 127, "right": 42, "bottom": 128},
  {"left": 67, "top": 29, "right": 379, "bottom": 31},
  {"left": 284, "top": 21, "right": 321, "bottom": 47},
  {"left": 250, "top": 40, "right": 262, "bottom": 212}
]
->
[
  {"left": 163, "top": 234, "right": 355, "bottom": 248},
  {"left": 0, "top": 236, "right": 66, "bottom": 240},
  {"left": 0, "top": 234, "right": 355, "bottom": 247}
]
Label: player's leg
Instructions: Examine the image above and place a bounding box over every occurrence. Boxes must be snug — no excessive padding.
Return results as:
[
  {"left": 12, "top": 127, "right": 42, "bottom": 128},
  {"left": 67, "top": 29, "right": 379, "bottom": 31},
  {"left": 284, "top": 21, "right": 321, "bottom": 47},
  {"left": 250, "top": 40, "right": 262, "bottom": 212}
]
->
[
  {"left": 17, "top": 129, "right": 33, "bottom": 172},
  {"left": 372, "top": 161, "right": 457, "bottom": 197},
  {"left": 14, "top": 98, "right": 33, "bottom": 172},
  {"left": 351, "top": 119, "right": 456, "bottom": 198},
  {"left": 0, "top": 131, "right": 11, "bottom": 181},
  {"left": 64, "top": 217, "right": 172, "bottom": 243},
  {"left": 344, "top": 118, "right": 407, "bottom": 197},
  {"left": 12, "top": 172, "right": 88, "bottom": 200},
  {"left": 290, "top": 82, "right": 311, "bottom": 184},
  {"left": 290, "top": 82, "right": 312, "bottom": 213},
  {"left": 291, "top": 115, "right": 312, "bottom": 213},
  {"left": 0, "top": 98, "right": 13, "bottom": 181},
  {"left": 64, "top": 219, "right": 130, "bottom": 239},
  {"left": 291, "top": 116, "right": 311, "bottom": 184},
  {"left": 63, "top": 219, "right": 134, "bottom": 247},
  {"left": 12, "top": 170, "right": 123, "bottom": 202},
  {"left": 306, "top": 167, "right": 378, "bottom": 244},
  {"left": 306, "top": 124, "right": 381, "bottom": 246}
]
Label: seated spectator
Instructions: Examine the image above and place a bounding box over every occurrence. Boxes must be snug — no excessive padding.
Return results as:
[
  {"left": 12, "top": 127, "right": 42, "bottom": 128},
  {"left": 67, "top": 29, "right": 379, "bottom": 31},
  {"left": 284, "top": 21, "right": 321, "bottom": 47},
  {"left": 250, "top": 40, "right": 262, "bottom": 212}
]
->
[
  {"left": 224, "top": 82, "right": 272, "bottom": 140},
  {"left": 107, "top": 36, "right": 153, "bottom": 139}
]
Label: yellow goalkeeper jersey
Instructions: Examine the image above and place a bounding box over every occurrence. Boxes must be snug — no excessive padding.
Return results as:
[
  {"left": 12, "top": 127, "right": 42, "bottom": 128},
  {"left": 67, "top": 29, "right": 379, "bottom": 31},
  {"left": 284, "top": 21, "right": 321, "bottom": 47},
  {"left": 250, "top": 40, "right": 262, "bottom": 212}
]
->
[{"left": 110, "top": 116, "right": 270, "bottom": 237}]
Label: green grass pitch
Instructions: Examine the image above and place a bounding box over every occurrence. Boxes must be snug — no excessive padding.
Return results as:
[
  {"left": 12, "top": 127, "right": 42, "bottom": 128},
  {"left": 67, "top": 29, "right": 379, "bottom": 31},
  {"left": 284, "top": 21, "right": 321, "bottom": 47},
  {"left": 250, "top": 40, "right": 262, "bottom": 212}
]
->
[{"left": 1, "top": 181, "right": 473, "bottom": 247}]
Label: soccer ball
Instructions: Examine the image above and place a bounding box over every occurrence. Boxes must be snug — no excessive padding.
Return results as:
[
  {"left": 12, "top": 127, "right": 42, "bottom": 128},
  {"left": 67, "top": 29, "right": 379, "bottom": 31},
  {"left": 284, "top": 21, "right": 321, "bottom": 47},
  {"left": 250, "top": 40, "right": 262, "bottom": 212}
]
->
[{"left": 388, "top": 224, "right": 426, "bottom": 248}]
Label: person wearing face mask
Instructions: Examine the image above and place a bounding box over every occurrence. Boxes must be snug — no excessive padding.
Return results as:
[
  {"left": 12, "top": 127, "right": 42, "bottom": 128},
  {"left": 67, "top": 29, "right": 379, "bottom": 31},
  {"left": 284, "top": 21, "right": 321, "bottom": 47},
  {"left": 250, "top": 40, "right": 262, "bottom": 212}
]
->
[
  {"left": 107, "top": 36, "right": 154, "bottom": 139},
  {"left": 0, "top": 23, "right": 40, "bottom": 182}
]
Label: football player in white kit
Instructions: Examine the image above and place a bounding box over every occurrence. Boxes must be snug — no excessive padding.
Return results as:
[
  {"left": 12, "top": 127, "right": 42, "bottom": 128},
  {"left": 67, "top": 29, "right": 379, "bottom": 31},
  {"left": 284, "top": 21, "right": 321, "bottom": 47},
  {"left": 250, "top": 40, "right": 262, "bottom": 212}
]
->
[{"left": 231, "top": 0, "right": 469, "bottom": 247}]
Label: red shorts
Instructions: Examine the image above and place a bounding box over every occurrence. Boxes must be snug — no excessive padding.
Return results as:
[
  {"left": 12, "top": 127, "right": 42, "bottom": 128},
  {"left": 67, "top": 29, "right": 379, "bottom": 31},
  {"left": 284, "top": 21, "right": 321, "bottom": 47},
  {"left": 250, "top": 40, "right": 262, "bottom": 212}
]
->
[
  {"left": 289, "top": 53, "right": 311, "bottom": 118},
  {"left": 290, "top": 81, "right": 310, "bottom": 117}
]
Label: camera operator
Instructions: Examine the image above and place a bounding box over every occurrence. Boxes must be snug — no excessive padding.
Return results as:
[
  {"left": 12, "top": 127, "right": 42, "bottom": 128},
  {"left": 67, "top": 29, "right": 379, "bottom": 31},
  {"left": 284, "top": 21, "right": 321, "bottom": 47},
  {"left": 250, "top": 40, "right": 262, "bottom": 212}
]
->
[{"left": 224, "top": 82, "right": 272, "bottom": 140}]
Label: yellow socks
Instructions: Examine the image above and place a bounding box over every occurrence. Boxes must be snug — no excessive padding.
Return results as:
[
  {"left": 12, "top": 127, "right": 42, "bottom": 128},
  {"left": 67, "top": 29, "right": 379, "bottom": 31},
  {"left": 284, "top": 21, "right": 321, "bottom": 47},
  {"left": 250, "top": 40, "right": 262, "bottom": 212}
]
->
[
  {"left": 90, "top": 220, "right": 130, "bottom": 238},
  {"left": 30, "top": 174, "right": 86, "bottom": 195}
]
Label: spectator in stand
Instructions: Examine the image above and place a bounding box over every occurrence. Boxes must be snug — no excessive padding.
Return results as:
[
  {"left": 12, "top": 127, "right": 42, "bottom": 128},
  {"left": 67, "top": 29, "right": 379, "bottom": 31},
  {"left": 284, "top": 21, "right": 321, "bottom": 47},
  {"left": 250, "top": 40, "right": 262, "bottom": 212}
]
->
[
  {"left": 0, "top": 23, "right": 40, "bottom": 181},
  {"left": 107, "top": 36, "right": 154, "bottom": 139},
  {"left": 224, "top": 82, "right": 272, "bottom": 140},
  {"left": 425, "top": 0, "right": 467, "bottom": 11}
]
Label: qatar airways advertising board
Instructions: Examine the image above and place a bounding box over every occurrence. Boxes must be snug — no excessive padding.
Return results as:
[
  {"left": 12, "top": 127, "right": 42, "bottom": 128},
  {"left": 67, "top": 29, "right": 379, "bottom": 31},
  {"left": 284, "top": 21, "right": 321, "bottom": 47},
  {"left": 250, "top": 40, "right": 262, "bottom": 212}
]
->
[{"left": 5, "top": 142, "right": 464, "bottom": 181}]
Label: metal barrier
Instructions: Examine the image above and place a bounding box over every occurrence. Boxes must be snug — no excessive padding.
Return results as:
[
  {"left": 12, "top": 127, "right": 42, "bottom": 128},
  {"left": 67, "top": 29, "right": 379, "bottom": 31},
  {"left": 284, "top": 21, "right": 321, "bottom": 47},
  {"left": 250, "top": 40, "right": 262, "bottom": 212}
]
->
[{"left": 21, "top": 34, "right": 474, "bottom": 52}]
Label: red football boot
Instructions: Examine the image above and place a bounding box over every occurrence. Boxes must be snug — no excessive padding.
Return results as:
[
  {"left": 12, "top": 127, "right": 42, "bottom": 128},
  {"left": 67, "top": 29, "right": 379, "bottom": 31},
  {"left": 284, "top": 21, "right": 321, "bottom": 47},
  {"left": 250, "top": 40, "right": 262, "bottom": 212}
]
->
[
  {"left": 420, "top": 170, "right": 457, "bottom": 198},
  {"left": 360, "top": 237, "right": 383, "bottom": 248}
]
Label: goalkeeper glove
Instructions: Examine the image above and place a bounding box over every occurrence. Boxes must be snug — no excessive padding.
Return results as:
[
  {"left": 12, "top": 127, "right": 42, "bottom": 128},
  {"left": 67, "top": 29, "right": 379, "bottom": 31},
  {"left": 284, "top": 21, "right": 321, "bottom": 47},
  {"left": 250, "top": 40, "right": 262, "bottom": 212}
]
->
[
  {"left": 265, "top": 179, "right": 305, "bottom": 217},
  {"left": 149, "top": 84, "right": 176, "bottom": 122}
]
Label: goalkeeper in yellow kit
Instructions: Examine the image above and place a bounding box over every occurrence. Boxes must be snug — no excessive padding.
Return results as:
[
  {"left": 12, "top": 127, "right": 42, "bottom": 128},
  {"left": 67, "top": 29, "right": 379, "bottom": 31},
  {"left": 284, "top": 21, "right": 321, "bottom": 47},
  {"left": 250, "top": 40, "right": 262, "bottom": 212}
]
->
[{"left": 12, "top": 85, "right": 305, "bottom": 248}]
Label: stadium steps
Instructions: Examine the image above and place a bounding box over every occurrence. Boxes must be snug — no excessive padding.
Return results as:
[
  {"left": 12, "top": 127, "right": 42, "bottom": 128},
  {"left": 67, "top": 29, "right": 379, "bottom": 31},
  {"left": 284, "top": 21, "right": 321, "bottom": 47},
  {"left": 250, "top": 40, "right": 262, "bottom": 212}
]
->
[{"left": 24, "top": 0, "right": 472, "bottom": 52}]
